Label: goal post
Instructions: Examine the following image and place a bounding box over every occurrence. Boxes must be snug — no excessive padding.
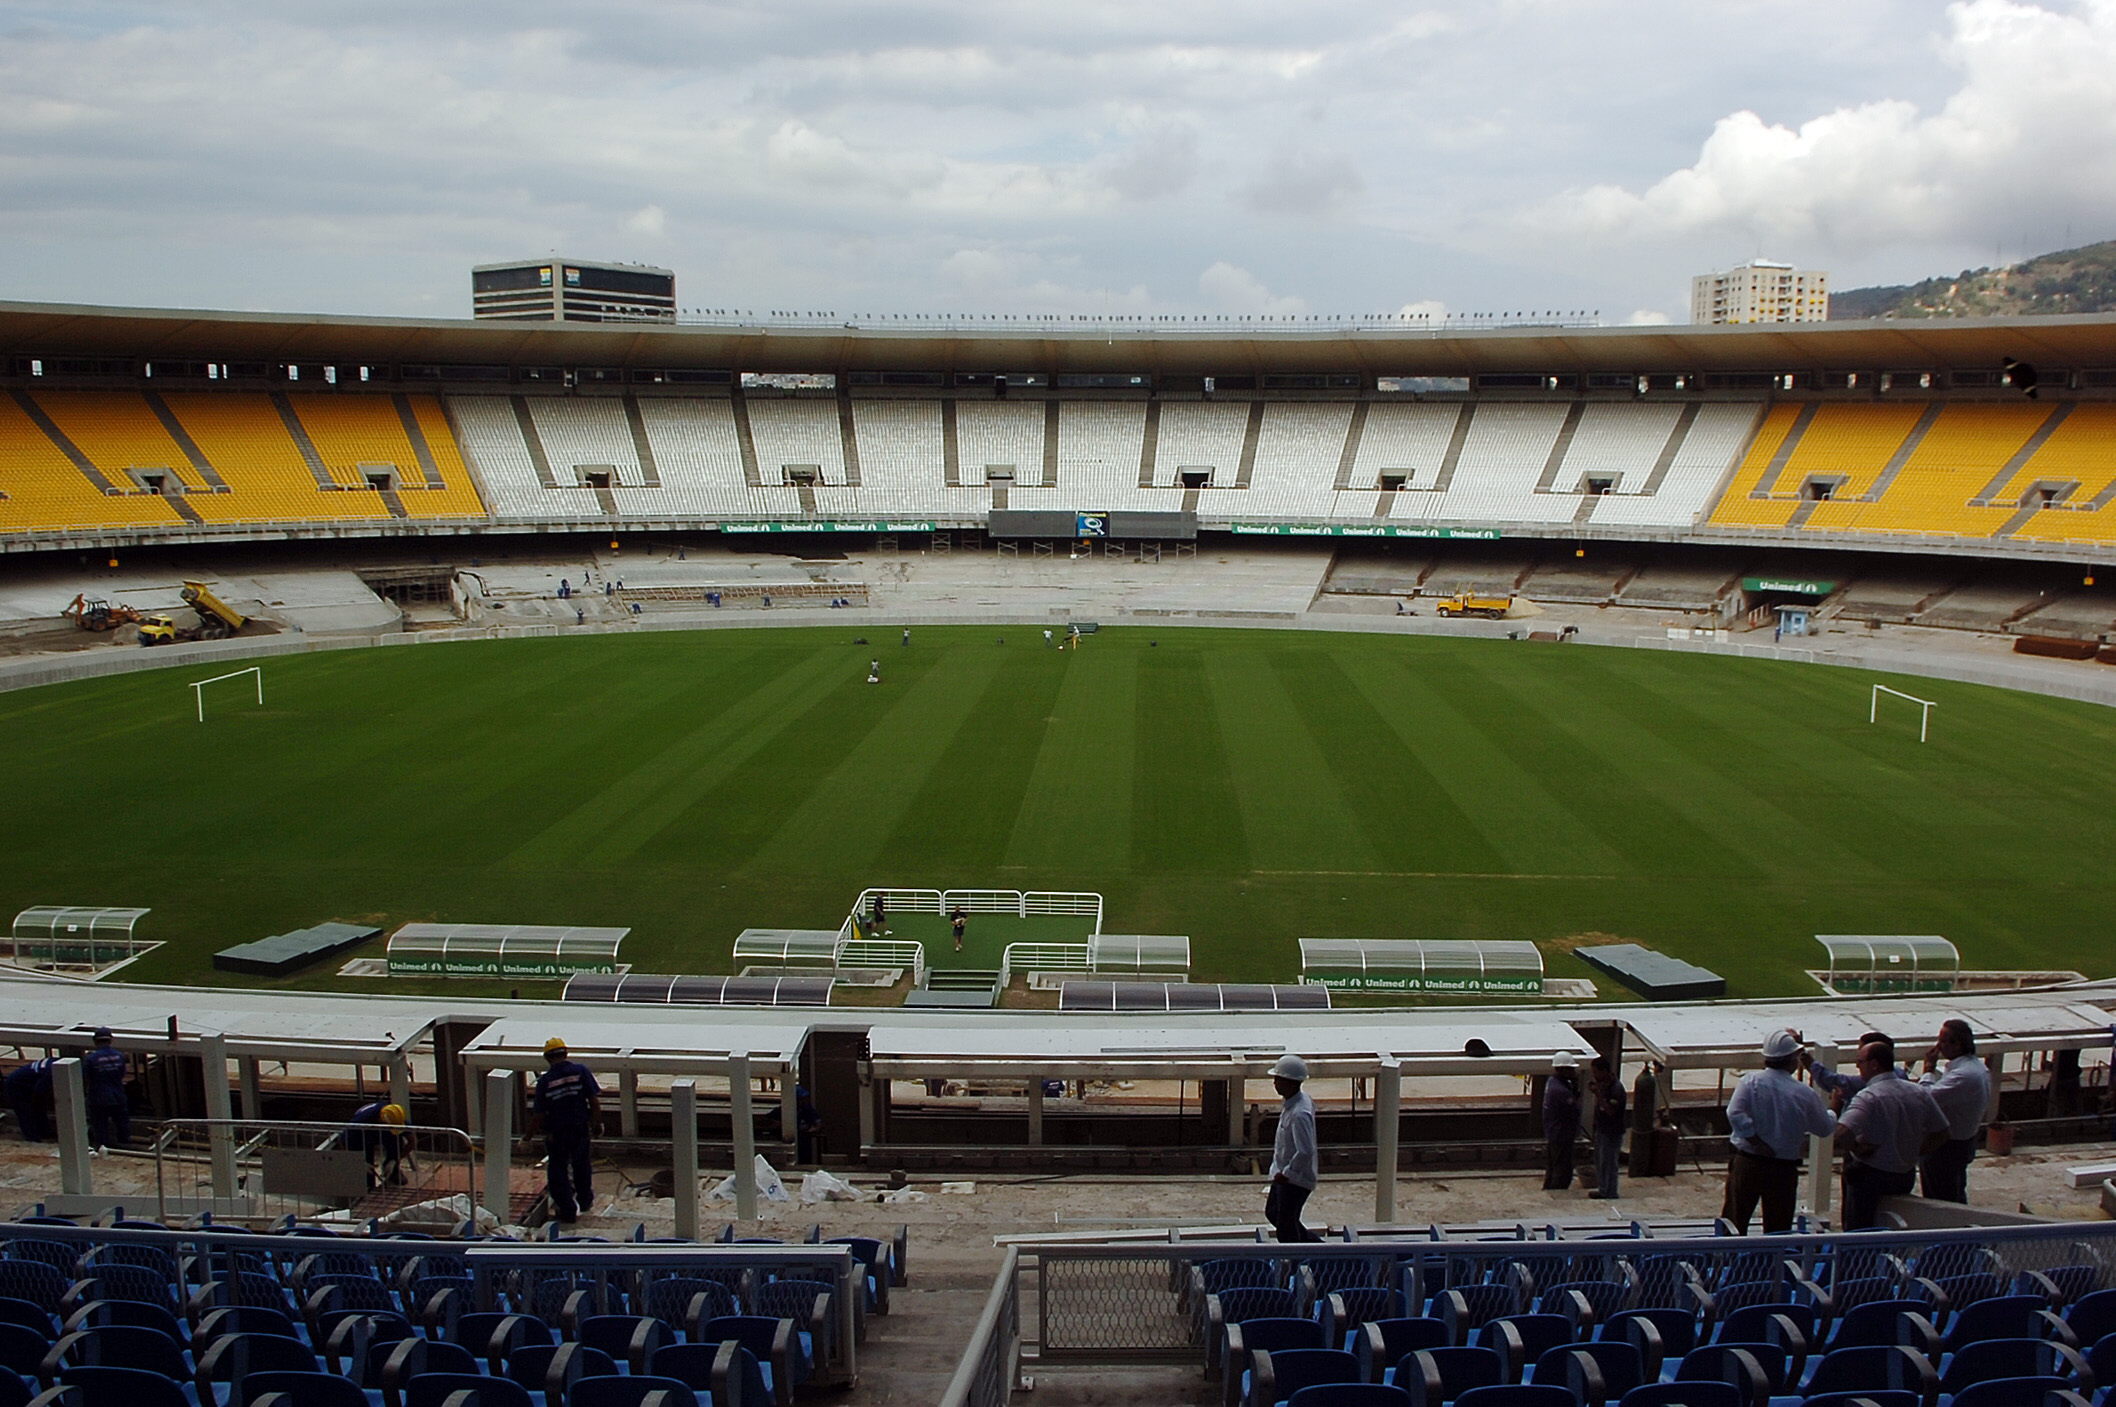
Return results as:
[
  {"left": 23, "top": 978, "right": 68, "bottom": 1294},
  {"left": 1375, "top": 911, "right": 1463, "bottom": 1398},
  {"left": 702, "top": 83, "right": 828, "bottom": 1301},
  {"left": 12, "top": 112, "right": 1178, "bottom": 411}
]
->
[
  {"left": 1869, "top": 683, "right": 1935, "bottom": 743},
  {"left": 192, "top": 666, "right": 263, "bottom": 723}
]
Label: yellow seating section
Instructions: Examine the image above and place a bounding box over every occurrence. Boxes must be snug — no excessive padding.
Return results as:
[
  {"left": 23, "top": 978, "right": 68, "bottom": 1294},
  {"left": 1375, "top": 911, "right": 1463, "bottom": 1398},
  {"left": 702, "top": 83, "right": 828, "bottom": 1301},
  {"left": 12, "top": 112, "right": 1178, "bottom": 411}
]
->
[
  {"left": 1802, "top": 404, "right": 2038, "bottom": 537},
  {"left": 0, "top": 394, "right": 186, "bottom": 532},
  {"left": 35, "top": 392, "right": 209, "bottom": 494},
  {"left": 287, "top": 395, "right": 487, "bottom": 518},
  {"left": 2011, "top": 405, "right": 2116, "bottom": 545},
  {"left": 157, "top": 392, "right": 394, "bottom": 523},
  {"left": 396, "top": 397, "right": 488, "bottom": 520},
  {"left": 1705, "top": 404, "right": 1804, "bottom": 529},
  {"left": 1772, "top": 403, "right": 1927, "bottom": 506}
]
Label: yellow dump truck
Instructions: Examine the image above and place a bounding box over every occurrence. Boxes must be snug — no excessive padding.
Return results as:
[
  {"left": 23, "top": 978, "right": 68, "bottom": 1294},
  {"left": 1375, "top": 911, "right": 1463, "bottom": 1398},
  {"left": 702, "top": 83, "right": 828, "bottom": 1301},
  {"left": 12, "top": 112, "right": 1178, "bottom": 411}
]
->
[
  {"left": 1434, "top": 592, "right": 1516, "bottom": 620},
  {"left": 139, "top": 582, "right": 248, "bottom": 646}
]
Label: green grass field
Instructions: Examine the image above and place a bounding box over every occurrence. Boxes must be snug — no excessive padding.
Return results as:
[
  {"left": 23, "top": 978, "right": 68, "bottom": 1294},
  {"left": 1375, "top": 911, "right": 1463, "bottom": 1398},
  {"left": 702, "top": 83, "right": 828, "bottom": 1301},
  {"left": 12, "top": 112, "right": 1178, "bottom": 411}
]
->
[{"left": 2, "top": 626, "right": 2111, "bottom": 1000}]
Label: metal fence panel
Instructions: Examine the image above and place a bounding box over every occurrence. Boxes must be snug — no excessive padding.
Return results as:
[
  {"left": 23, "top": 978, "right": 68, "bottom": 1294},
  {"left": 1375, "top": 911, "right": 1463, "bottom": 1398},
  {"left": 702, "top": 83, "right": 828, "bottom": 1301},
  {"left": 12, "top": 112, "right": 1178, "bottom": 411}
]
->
[{"left": 154, "top": 1119, "right": 478, "bottom": 1227}]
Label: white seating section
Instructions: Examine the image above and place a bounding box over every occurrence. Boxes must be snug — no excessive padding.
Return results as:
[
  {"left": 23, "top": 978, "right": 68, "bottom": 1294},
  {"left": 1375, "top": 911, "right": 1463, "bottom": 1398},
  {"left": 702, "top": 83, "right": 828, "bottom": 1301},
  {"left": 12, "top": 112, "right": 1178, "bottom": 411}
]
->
[
  {"left": 528, "top": 399, "right": 643, "bottom": 486},
  {"left": 445, "top": 394, "right": 1759, "bottom": 530},
  {"left": 1151, "top": 402, "right": 1250, "bottom": 487},
  {"left": 1588, "top": 403, "right": 1760, "bottom": 528},
  {"left": 1350, "top": 403, "right": 1460, "bottom": 490},
  {"left": 745, "top": 398, "right": 846, "bottom": 486},
  {"left": 955, "top": 402, "right": 1046, "bottom": 487}
]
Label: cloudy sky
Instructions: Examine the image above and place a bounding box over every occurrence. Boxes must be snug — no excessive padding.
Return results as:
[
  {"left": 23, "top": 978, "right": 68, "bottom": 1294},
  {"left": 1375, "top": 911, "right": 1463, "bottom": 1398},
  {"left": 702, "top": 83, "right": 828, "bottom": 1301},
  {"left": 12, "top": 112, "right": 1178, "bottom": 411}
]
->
[{"left": 4, "top": 0, "right": 2115, "bottom": 325}]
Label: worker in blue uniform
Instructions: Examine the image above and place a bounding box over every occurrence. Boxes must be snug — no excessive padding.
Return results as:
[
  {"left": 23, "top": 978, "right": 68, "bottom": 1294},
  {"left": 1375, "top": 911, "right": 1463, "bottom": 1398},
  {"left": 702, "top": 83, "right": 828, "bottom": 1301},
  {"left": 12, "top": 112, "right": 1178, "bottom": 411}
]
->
[
  {"left": 531, "top": 1037, "right": 602, "bottom": 1224},
  {"left": 82, "top": 1028, "right": 130, "bottom": 1151}
]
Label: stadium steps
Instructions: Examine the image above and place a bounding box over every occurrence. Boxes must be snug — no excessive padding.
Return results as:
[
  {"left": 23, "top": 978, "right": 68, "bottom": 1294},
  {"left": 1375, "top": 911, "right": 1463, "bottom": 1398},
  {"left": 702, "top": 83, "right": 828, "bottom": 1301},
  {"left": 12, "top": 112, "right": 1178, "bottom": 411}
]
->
[
  {"left": 163, "top": 491, "right": 205, "bottom": 525},
  {"left": 941, "top": 399, "right": 961, "bottom": 486},
  {"left": 796, "top": 482, "right": 818, "bottom": 513},
  {"left": 1138, "top": 401, "right": 1161, "bottom": 486},
  {"left": 918, "top": 968, "right": 1003, "bottom": 1007},
  {"left": 11, "top": 390, "right": 120, "bottom": 492},
  {"left": 836, "top": 389, "right": 863, "bottom": 486},
  {"left": 1751, "top": 401, "right": 1818, "bottom": 496},
  {"left": 1333, "top": 402, "right": 1368, "bottom": 489},
  {"left": 271, "top": 392, "right": 338, "bottom": 487},
  {"left": 1041, "top": 401, "right": 1060, "bottom": 488},
  {"left": 1372, "top": 488, "right": 1396, "bottom": 518},
  {"left": 1859, "top": 401, "right": 1944, "bottom": 501},
  {"left": 731, "top": 388, "right": 764, "bottom": 486},
  {"left": 1430, "top": 402, "right": 1473, "bottom": 493},
  {"left": 1634, "top": 402, "right": 1702, "bottom": 495},
  {"left": 146, "top": 390, "right": 231, "bottom": 490},
  {"left": 1973, "top": 404, "right": 2070, "bottom": 504},
  {"left": 1534, "top": 401, "right": 1587, "bottom": 491},
  {"left": 509, "top": 396, "right": 560, "bottom": 487},
  {"left": 593, "top": 485, "right": 619, "bottom": 516},
  {"left": 1234, "top": 401, "right": 1264, "bottom": 488},
  {"left": 621, "top": 394, "right": 662, "bottom": 487}
]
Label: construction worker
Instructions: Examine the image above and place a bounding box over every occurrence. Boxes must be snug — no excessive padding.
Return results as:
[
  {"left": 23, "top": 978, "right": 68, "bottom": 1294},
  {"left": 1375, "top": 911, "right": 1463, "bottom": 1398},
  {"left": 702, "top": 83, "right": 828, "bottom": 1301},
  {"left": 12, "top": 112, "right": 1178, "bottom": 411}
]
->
[
  {"left": 82, "top": 1028, "right": 130, "bottom": 1151},
  {"left": 344, "top": 1100, "right": 411, "bottom": 1186},
  {"left": 531, "top": 1037, "right": 601, "bottom": 1223}
]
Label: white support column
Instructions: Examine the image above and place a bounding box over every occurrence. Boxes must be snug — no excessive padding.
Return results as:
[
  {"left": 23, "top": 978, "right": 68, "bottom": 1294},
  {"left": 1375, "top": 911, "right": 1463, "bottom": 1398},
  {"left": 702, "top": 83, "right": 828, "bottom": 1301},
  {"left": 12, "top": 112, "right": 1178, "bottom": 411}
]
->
[
  {"left": 619, "top": 1067, "right": 640, "bottom": 1139},
  {"left": 1984, "top": 1052, "right": 2005, "bottom": 1123},
  {"left": 482, "top": 1068, "right": 515, "bottom": 1223},
  {"left": 238, "top": 1058, "right": 261, "bottom": 1123},
  {"left": 1804, "top": 1131, "right": 1835, "bottom": 1225},
  {"left": 202, "top": 1034, "right": 236, "bottom": 1202},
  {"left": 1374, "top": 1058, "right": 1402, "bottom": 1225},
  {"left": 1026, "top": 1078, "right": 1044, "bottom": 1146},
  {"left": 390, "top": 1057, "right": 413, "bottom": 1116},
  {"left": 52, "top": 1059, "right": 92, "bottom": 1196},
  {"left": 670, "top": 1080, "right": 699, "bottom": 1241},
  {"left": 730, "top": 1053, "right": 757, "bottom": 1222}
]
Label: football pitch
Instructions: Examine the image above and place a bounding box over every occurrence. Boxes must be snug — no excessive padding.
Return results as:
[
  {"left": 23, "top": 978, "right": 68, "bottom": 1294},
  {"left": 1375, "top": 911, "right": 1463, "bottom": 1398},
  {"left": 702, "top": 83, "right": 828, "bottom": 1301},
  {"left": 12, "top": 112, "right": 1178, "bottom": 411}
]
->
[{"left": 1, "top": 625, "right": 2111, "bottom": 1000}]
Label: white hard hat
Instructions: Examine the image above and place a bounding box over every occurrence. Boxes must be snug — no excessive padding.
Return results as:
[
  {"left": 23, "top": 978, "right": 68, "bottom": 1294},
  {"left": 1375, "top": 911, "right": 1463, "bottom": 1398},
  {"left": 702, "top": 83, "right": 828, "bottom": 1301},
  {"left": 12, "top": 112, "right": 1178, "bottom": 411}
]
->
[
  {"left": 1269, "top": 1054, "right": 1308, "bottom": 1081},
  {"left": 1552, "top": 1051, "right": 1578, "bottom": 1069}
]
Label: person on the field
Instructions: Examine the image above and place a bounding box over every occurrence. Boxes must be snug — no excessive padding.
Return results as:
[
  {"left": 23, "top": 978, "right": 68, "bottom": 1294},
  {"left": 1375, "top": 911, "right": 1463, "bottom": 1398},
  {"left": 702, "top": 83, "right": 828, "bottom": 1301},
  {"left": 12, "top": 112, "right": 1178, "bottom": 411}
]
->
[
  {"left": 82, "top": 1028, "right": 130, "bottom": 1151},
  {"left": 1542, "top": 1052, "right": 1581, "bottom": 1190},
  {"left": 1918, "top": 1019, "right": 1992, "bottom": 1203},
  {"left": 1836, "top": 1039, "right": 1947, "bottom": 1230},
  {"left": 1264, "top": 1054, "right": 1321, "bottom": 1242},
  {"left": 1587, "top": 1055, "right": 1626, "bottom": 1199},
  {"left": 343, "top": 1100, "right": 411, "bottom": 1186},
  {"left": 950, "top": 906, "right": 967, "bottom": 952},
  {"left": 531, "top": 1037, "right": 602, "bottom": 1224},
  {"left": 1722, "top": 1029, "right": 1834, "bottom": 1234},
  {"left": 869, "top": 892, "right": 890, "bottom": 937}
]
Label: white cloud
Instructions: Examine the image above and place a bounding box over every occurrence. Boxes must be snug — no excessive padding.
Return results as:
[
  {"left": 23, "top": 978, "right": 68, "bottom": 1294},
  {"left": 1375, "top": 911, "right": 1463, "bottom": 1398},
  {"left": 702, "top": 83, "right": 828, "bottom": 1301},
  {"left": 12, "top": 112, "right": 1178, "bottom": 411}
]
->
[
  {"left": 1624, "top": 309, "right": 1673, "bottom": 326},
  {"left": 624, "top": 205, "right": 667, "bottom": 239},
  {"left": 1537, "top": 0, "right": 2116, "bottom": 255},
  {"left": 1198, "top": 261, "right": 1306, "bottom": 315}
]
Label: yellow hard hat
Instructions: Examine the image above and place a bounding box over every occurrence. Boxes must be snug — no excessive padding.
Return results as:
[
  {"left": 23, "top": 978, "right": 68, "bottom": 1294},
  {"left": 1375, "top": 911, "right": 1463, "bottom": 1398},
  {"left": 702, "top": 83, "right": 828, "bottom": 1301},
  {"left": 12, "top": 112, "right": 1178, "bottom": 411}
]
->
[
  {"left": 543, "top": 1037, "right": 568, "bottom": 1056},
  {"left": 379, "top": 1104, "right": 408, "bottom": 1126}
]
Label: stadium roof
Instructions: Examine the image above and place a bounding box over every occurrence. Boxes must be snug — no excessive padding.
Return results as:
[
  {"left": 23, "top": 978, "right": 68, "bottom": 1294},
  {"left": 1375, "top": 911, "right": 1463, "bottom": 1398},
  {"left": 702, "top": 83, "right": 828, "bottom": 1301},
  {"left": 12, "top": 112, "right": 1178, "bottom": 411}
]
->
[{"left": 5, "top": 299, "right": 2114, "bottom": 377}]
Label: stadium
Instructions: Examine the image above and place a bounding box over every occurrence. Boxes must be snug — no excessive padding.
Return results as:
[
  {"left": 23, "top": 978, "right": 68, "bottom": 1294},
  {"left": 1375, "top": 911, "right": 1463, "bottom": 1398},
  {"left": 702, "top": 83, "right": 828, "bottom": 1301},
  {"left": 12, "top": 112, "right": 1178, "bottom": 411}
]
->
[{"left": 3, "top": 298, "right": 2116, "bottom": 1406}]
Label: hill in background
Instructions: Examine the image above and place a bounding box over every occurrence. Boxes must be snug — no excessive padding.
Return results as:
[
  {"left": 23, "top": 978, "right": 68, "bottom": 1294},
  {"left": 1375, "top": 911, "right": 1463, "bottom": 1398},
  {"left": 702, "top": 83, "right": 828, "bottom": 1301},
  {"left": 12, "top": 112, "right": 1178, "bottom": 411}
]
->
[{"left": 1831, "top": 237, "right": 2116, "bottom": 319}]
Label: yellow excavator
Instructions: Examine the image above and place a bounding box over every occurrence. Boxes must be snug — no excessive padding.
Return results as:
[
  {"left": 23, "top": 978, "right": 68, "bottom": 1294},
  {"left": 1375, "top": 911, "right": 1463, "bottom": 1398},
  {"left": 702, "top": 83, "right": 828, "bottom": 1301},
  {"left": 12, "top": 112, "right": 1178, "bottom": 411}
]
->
[
  {"left": 62, "top": 595, "right": 144, "bottom": 632},
  {"left": 139, "top": 581, "right": 248, "bottom": 646}
]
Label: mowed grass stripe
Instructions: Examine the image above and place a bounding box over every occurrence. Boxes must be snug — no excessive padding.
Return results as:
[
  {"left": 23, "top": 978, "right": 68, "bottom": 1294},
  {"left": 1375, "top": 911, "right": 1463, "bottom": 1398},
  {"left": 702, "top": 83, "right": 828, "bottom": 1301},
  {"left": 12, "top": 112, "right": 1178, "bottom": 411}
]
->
[
  {"left": 871, "top": 643, "right": 1071, "bottom": 875},
  {"left": 1131, "top": 643, "right": 1252, "bottom": 875},
  {"left": 1328, "top": 643, "right": 1621, "bottom": 875},
  {"left": 748, "top": 644, "right": 1002, "bottom": 874},
  {"left": 1210, "top": 644, "right": 1380, "bottom": 873},
  {"left": 1001, "top": 644, "right": 1135, "bottom": 877}
]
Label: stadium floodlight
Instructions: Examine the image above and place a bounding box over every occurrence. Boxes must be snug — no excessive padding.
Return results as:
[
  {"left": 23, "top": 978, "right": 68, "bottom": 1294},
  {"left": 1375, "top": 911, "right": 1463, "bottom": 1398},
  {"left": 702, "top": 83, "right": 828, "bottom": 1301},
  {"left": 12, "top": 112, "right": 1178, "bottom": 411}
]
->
[
  {"left": 1869, "top": 683, "right": 1936, "bottom": 743},
  {"left": 191, "top": 666, "right": 263, "bottom": 723}
]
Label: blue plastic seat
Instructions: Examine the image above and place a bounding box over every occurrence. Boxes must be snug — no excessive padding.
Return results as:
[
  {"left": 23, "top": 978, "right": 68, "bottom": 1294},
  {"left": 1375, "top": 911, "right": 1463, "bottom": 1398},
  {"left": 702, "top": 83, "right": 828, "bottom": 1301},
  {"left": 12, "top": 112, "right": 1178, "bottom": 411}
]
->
[
  {"left": 0, "top": 1298, "right": 54, "bottom": 1339},
  {"left": 242, "top": 1369, "right": 371, "bottom": 1407},
  {"left": 1532, "top": 1340, "right": 1647, "bottom": 1402},
  {"left": 0, "top": 1365, "right": 29, "bottom": 1407},
  {"left": 1437, "top": 1288, "right": 1524, "bottom": 1346},
  {"left": 1799, "top": 1344, "right": 1937, "bottom": 1402},
  {"left": 1358, "top": 1319, "right": 1448, "bottom": 1385},
  {"left": 1614, "top": 1382, "right": 1745, "bottom": 1407},
  {"left": 42, "top": 1325, "right": 192, "bottom": 1383},
  {"left": 1282, "top": 1385, "right": 1415, "bottom": 1407},
  {"left": 1477, "top": 1315, "right": 1571, "bottom": 1378},
  {"left": 1452, "top": 1387, "right": 1575, "bottom": 1407},
  {"left": 1796, "top": 1393, "right": 1922, "bottom": 1407},
  {"left": 636, "top": 1280, "right": 738, "bottom": 1338},
  {"left": 1938, "top": 1337, "right": 2088, "bottom": 1398},
  {"left": 573, "top": 1316, "right": 669, "bottom": 1375},
  {"left": 1249, "top": 1347, "right": 1361, "bottom": 1407},
  {"left": 195, "top": 1331, "right": 321, "bottom": 1407},
  {"left": 746, "top": 1280, "right": 832, "bottom": 1369},
  {"left": 1938, "top": 1294, "right": 2063, "bottom": 1354},
  {"left": 0, "top": 1325, "right": 48, "bottom": 1380},
  {"left": 1322, "top": 1289, "right": 1404, "bottom": 1351},
  {"left": 678, "top": 1318, "right": 811, "bottom": 1407},
  {"left": 1823, "top": 1299, "right": 1936, "bottom": 1355},
  {"left": 504, "top": 1343, "right": 621, "bottom": 1407},
  {"left": 1392, "top": 1346, "right": 1505, "bottom": 1400},
  {"left": 403, "top": 1373, "right": 535, "bottom": 1407},
  {"left": 56, "top": 1364, "right": 195, "bottom": 1407},
  {"left": 568, "top": 1371, "right": 711, "bottom": 1407},
  {"left": 2066, "top": 1289, "right": 2116, "bottom": 1347},
  {"left": 1225, "top": 1321, "right": 1326, "bottom": 1407},
  {"left": 1601, "top": 1308, "right": 1695, "bottom": 1364},
  {"left": 65, "top": 1298, "right": 188, "bottom": 1345}
]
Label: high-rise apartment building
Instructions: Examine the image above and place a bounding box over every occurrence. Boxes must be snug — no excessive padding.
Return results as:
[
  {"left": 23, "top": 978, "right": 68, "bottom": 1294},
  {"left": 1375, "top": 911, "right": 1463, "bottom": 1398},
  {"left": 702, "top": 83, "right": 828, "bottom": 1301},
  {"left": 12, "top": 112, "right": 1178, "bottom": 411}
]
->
[
  {"left": 472, "top": 259, "right": 677, "bottom": 323},
  {"left": 1690, "top": 260, "right": 1829, "bottom": 324}
]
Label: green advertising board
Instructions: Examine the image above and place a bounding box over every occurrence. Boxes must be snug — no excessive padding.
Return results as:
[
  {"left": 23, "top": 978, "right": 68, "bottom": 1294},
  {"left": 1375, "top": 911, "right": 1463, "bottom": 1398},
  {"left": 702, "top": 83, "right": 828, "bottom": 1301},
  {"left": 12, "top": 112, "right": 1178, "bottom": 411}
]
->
[
  {"left": 1742, "top": 576, "right": 1836, "bottom": 596},
  {"left": 720, "top": 520, "right": 938, "bottom": 534},
  {"left": 387, "top": 956, "right": 619, "bottom": 978},
  {"left": 1229, "top": 524, "right": 1503, "bottom": 540},
  {"left": 1308, "top": 972, "right": 1544, "bottom": 993}
]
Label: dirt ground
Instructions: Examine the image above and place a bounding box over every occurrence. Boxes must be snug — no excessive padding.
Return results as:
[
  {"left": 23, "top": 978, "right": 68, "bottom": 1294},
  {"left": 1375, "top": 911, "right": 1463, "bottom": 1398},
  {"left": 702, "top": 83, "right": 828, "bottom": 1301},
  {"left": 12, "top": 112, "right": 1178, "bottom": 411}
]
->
[{"left": 7, "top": 1135, "right": 2111, "bottom": 1406}]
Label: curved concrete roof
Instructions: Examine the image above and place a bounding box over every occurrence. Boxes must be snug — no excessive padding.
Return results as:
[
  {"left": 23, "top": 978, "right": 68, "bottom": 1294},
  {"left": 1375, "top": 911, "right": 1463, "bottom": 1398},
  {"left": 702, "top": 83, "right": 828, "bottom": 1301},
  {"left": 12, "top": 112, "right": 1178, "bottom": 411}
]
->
[{"left": 4, "top": 300, "right": 2114, "bottom": 377}]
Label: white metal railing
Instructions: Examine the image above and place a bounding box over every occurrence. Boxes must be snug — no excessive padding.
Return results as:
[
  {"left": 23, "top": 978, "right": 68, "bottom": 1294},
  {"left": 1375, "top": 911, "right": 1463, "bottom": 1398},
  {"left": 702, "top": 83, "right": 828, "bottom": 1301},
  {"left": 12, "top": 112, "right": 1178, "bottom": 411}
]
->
[
  {"left": 840, "top": 939, "right": 926, "bottom": 987},
  {"left": 999, "top": 943, "right": 1091, "bottom": 987}
]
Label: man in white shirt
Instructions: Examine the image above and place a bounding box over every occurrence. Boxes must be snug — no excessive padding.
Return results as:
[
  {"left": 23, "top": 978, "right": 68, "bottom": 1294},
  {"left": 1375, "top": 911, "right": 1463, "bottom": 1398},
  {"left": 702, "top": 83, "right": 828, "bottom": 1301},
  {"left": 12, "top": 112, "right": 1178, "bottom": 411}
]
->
[
  {"left": 1918, "top": 1019, "right": 1994, "bottom": 1203},
  {"left": 1836, "top": 1039, "right": 1947, "bottom": 1230},
  {"left": 1721, "top": 1029, "right": 1835, "bottom": 1234},
  {"left": 1265, "top": 1053, "right": 1321, "bottom": 1243}
]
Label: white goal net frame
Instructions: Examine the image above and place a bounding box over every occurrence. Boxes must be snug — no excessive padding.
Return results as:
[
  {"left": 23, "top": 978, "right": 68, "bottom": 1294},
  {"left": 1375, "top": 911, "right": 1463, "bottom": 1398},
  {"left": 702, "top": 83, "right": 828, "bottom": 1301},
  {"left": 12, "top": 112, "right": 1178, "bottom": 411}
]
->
[
  {"left": 192, "top": 666, "right": 263, "bottom": 723},
  {"left": 1869, "top": 683, "right": 1936, "bottom": 743}
]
